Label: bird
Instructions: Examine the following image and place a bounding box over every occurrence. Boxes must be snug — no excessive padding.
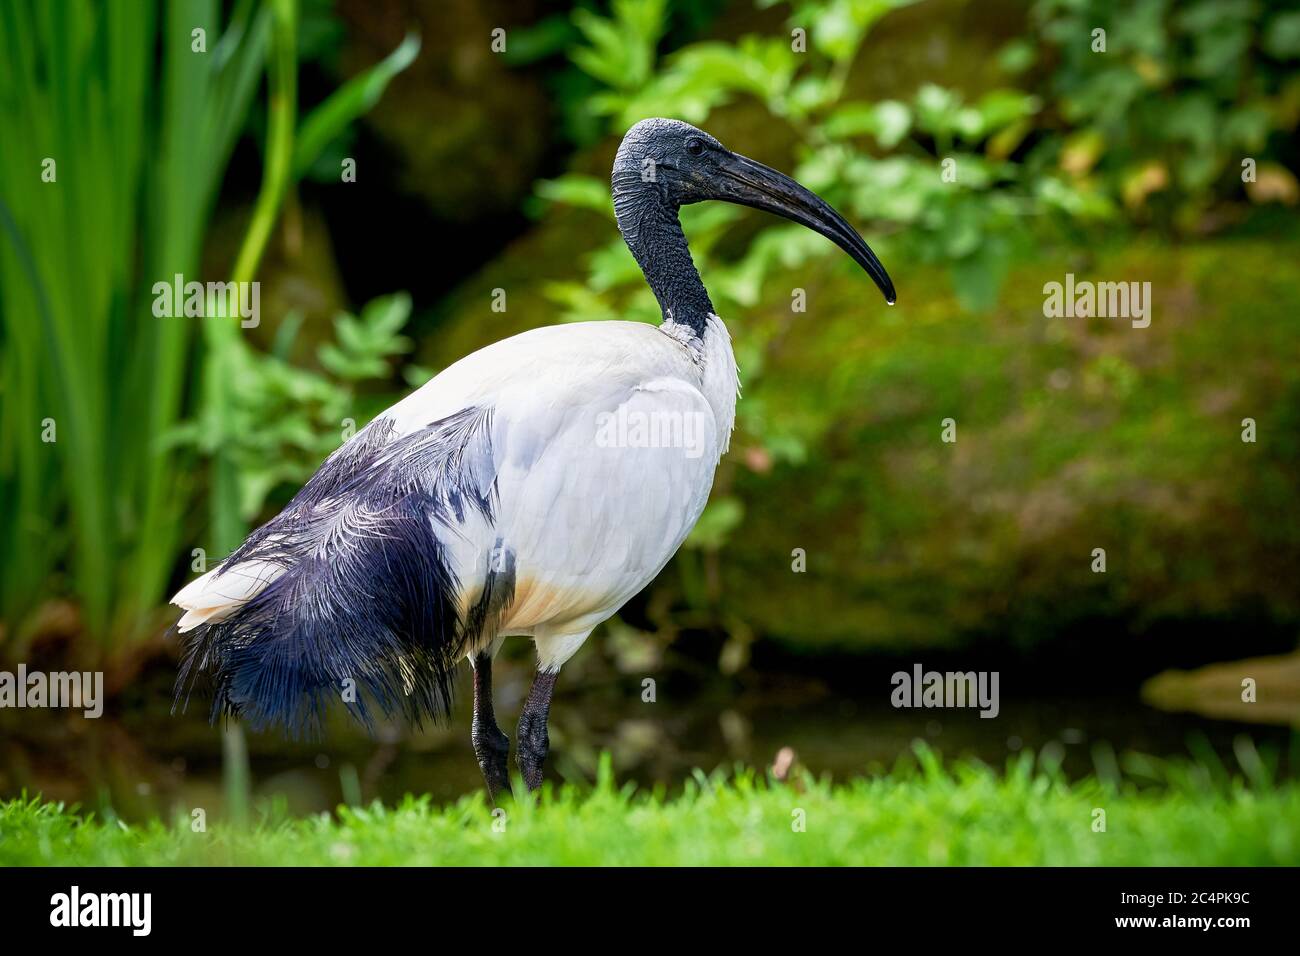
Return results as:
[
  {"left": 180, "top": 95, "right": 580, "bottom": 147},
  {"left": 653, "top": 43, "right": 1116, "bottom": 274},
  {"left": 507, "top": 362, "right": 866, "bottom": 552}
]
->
[{"left": 170, "top": 117, "right": 895, "bottom": 800}]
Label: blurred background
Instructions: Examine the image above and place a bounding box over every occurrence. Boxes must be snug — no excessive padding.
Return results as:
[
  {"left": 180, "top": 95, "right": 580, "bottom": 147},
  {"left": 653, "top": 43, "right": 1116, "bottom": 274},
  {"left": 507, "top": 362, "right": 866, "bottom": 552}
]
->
[{"left": 1, "top": 0, "right": 1298, "bottom": 822}]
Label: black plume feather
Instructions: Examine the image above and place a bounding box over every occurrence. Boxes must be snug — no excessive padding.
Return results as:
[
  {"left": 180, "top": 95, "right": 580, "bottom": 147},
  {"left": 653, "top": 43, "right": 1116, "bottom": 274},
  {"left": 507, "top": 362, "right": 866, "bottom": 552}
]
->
[{"left": 174, "top": 407, "right": 499, "bottom": 738}]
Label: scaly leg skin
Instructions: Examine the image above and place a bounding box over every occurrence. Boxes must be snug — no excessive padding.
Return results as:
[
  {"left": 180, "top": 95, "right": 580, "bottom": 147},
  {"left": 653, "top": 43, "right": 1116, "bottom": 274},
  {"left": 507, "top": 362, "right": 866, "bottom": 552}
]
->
[
  {"left": 516, "top": 668, "right": 558, "bottom": 792},
  {"left": 471, "top": 652, "right": 511, "bottom": 802}
]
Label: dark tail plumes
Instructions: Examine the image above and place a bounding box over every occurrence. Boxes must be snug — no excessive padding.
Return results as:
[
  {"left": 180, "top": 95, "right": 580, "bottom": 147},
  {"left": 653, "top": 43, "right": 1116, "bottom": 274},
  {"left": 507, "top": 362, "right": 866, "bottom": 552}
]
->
[{"left": 174, "top": 407, "right": 500, "bottom": 738}]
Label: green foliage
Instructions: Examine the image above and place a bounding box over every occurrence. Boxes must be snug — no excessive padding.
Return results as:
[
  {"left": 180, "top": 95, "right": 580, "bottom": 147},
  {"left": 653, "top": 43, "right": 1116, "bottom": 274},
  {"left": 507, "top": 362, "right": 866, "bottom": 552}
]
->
[
  {"left": 3, "top": 745, "right": 1298, "bottom": 865},
  {"left": 317, "top": 293, "right": 414, "bottom": 382},
  {"left": 537, "top": 0, "right": 1299, "bottom": 322},
  {"left": 204, "top": 0, "right": 417, "bottom": 557},
  {"left": 293, "top": 31, "right": 421, "bottom": 180},
  {"left": 570, "top": 0, "right": 669, "bottom": 97},
  {"left": 683, "top": 496, "right": 746, "bottom": 550},
  {"left": 169, "top": 294, "right": 414, "bottom": 523},
  {"left": 0, "top": 0, "right": 270, "bottom": 653},
  {"left": 0, "top": 0, "right": 417, "bottom": 655},
  {"left": 537, "top": 0, "right": 1073, "bottom": 318},
  {"left": 1021, "top": 0, "right": 1300, "bottom": 227}
]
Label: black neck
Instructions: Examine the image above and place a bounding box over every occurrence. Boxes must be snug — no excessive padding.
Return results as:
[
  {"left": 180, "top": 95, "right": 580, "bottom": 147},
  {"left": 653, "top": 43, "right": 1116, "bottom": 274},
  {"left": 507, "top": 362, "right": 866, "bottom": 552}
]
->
[{"left": 613, "top": 171, "right": 713, "bottom": 339}]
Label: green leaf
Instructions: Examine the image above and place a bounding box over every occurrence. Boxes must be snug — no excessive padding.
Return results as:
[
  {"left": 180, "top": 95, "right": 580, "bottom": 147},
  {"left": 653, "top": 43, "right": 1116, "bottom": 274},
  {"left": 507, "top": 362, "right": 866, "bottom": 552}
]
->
[
  {"left": 291, "top": 32, "right": 420, "bottom": 179},
  {"left": 823, "top": 100, "right": 912, "bottom": 148},
  {"left": 1264, "top": 12, "right": 1300, "bottom": 58},
  {"left": 974, "top": 89, "right": 1041, "bottom": 137},
  {"left": 684, "top": 497, "right": 745, "bottom": 550},
  {"left": 949, "top": 237, "right": 1010, "bottom": 312},
  {"left": 535, "top": 174, "right": 615, "bottom": 217},
  {"left": 996, "top": 39, "right": 1035, "bottom": 74},
  {"left": 570, "top": 0, "right": 667, "bottom": 91}
]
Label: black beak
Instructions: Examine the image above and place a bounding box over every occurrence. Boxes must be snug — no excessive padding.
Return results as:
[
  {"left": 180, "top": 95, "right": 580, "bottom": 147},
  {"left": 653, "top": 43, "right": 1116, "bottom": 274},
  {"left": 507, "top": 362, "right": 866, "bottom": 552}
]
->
[{"left": 709, "top": 151, "right": 896, "bottom": 305}]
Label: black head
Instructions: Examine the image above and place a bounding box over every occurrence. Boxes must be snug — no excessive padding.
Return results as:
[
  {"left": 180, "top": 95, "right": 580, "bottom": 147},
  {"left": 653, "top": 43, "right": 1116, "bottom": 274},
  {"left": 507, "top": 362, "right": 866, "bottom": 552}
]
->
[{"left": 613, "top": 118, "right": 895, "bottom": 305}]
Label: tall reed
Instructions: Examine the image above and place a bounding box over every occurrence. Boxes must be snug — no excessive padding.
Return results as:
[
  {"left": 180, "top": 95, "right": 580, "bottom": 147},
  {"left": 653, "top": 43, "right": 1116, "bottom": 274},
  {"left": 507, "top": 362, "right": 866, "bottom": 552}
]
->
[
  {"left": 0, "top": 0, "right": 418, "bottom": 664},
  {"left": 0, "top": 0, "right": 269, "bottom": 661}
]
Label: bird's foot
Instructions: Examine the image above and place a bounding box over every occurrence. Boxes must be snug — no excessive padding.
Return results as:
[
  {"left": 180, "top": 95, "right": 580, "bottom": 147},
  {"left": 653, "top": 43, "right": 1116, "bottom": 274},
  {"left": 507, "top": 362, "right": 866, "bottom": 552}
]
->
[{"left": 473, "top": 722, "right": 512, "bottom": 803}]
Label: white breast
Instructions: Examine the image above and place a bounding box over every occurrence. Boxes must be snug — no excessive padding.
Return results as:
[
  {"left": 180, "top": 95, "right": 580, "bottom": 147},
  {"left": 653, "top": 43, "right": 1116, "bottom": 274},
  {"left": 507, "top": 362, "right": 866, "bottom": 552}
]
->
[{"left": 406, "top": 316, "right": 740, "bottom": 646}]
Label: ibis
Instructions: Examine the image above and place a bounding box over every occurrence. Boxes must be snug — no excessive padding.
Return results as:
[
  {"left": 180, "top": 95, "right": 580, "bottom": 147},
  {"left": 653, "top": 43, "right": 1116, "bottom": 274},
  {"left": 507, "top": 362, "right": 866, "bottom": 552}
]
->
[{"left": 172, "top": 118, "right": 895, "bottom": 799}]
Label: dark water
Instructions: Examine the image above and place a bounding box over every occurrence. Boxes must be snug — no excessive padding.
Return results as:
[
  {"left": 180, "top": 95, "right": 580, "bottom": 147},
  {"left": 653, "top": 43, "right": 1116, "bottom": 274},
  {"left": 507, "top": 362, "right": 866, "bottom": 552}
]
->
[{"left": 2, "top": 658, "right": 1293, "bottom": 824}]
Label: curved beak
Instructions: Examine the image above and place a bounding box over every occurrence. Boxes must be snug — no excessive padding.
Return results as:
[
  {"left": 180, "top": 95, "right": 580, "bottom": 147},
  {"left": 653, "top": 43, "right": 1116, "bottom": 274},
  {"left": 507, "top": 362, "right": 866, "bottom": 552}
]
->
[{"left": 707, "top": 151, "right": 896, "bottom": 305}]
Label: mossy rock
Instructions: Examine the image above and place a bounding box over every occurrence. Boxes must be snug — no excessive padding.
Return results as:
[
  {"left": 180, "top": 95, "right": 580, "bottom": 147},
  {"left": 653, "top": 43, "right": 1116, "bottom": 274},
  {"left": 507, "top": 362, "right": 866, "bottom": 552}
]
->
[{"left": 714, "top": 233, "right": 1300, "bottom": 651}]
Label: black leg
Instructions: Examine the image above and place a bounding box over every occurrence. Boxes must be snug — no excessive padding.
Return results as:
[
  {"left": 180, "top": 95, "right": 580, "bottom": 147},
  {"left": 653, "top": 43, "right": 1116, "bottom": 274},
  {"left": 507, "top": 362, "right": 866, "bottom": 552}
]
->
[
  {"left": 516, "top": 668, "right": 558, "bottom": 791},
  {"left": 471, "top": 652, "right": 511, "bottom": 801}
]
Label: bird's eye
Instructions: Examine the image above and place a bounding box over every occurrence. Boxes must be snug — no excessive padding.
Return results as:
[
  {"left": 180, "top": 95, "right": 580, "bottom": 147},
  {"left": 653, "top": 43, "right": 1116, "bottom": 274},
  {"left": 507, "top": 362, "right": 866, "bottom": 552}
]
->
[{"left": 685, "top": 137, "right": 706, "bottom": 156}]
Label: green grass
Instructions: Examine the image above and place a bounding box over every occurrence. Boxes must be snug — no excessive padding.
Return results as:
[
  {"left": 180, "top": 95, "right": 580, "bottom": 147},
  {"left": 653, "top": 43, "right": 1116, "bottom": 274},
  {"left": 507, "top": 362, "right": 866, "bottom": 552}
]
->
[{"left": 4, "top": 751, "right": 1299, "bottom": 866}]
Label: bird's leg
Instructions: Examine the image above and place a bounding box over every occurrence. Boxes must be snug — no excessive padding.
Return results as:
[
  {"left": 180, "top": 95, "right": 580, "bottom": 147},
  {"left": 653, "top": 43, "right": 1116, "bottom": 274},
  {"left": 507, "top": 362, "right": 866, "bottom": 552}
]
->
[
  {"left": 471, "top": 652, "right": 511, "bottom": 802},
  {"left": 515, "top": 667, "right": 558, "bottom": 792}
]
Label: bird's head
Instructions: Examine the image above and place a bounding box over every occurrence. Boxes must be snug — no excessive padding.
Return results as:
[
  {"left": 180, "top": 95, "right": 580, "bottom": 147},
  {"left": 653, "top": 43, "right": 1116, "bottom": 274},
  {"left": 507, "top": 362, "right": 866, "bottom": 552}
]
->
[{"left": 613, "top": 118, "right": 895, "bottom": 305}]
